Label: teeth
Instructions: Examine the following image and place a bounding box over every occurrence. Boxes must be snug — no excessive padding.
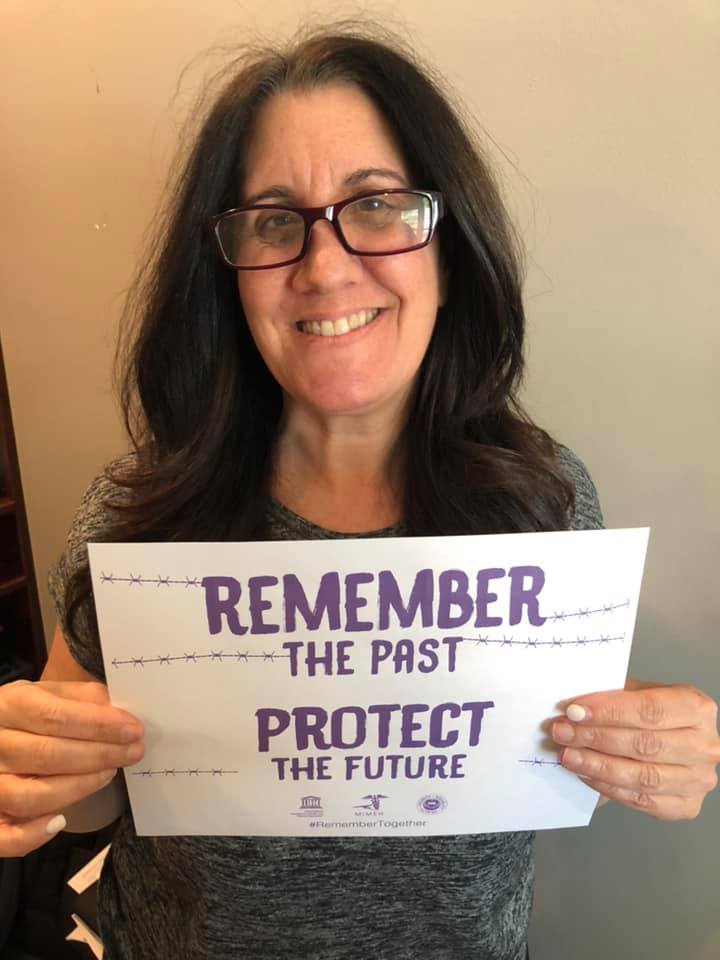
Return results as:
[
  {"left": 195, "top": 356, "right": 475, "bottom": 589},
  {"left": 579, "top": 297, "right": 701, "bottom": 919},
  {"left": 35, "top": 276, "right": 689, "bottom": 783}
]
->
[{"left": 300, "top": 308, "right": 381, "bottom": 337}]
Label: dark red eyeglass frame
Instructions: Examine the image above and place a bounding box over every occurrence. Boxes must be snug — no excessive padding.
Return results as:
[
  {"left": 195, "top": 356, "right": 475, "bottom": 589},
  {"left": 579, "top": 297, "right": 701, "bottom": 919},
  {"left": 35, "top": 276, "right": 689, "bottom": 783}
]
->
[{"left": 206, "top": 188, "right": 445, "bottom": 270}]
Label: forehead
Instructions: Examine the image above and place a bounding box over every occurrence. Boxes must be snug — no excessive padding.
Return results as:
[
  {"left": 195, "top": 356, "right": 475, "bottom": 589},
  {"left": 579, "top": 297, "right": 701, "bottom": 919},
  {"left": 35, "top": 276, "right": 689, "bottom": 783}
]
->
[{"left": 241, "top": 85, "right": 410, "bottom": 200}]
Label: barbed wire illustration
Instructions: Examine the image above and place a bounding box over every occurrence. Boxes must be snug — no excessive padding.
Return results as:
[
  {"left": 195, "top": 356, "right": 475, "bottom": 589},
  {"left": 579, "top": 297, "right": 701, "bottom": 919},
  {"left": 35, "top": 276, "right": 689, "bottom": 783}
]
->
[
  {"left": 131, "top": 761, "right": 562, "bottom": 777},
  {"left": 518, "top": 758, "right": 562, "bottom": 767},
  {"left": 100, "top": 572, "right": 631, "bottom": 657},
  {"left": 100, "top": 572, "right": 202, "bottom": 587},
  {"left": 541, "top": 599, "right": 630, "bottom": 621},
  {"left": 464, "top": 633, "right": 625, "bottom": 648},
  {"left": 111, "top": 650, "right": 291, "bottom": 668},
  {"left": 97, "top": 574, "right": 631, "bottom": 624},
  {"left": 130, "top": 768, "right": 239, "bottom": 777}
]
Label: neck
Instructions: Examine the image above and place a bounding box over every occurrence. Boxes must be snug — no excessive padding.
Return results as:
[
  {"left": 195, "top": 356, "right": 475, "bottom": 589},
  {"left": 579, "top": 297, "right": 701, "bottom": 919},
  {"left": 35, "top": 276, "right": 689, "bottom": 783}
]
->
[{"left": 272, "top": 401, "right": 407, "bottom": 532}]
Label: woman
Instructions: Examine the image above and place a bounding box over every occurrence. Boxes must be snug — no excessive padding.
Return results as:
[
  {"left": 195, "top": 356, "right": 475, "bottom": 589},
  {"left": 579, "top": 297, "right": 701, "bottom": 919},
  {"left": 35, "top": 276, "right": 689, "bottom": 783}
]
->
[{"left": 2, "top": 24, "right": 717, "bottom": 960}]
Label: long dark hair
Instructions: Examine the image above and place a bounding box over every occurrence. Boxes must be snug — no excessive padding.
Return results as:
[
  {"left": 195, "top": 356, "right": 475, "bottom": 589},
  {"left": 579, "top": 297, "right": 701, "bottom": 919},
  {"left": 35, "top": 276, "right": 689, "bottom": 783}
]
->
[{"left": 65, "top": 22, "right": 573, "bottom": 643}]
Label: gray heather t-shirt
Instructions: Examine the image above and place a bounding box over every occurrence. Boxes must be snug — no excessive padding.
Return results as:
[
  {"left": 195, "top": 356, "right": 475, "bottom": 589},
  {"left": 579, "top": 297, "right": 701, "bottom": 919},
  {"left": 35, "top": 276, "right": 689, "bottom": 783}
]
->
[{"left": 49, "top": 445, "right": 603, "bottom": 960}]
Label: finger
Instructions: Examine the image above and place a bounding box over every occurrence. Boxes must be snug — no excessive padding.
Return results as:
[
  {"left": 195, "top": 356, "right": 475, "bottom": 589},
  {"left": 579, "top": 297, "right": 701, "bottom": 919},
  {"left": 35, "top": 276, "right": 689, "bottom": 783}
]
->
[
  {"left": 560, "top": 684, "right": 717, "bottom": 731},
  {"left": 550, "top": 718, "right": 716, "bottom": 765},
  {"left": 0, "top": 811, "right": 68, "bottom": 857},
  {"left": 559, "top": 746, "right": 718, "bottom": 798},
  {"left": 580, "top": 779, "right": 704, "bottom": 821},
  {"left": 13, "top": 679, "right": 112, "bottom": 707},
  {"left": 0, "top": 770, "right": 118, "bottom": 819},
  {"left": 0, "top": 729, "right": 144, "bottom": 776},
  {"left": 36, "top": 681, "right": 111, "bottom": 705},
  {"left": 0, "top": 682, "right": 143, "bottom": 744}
]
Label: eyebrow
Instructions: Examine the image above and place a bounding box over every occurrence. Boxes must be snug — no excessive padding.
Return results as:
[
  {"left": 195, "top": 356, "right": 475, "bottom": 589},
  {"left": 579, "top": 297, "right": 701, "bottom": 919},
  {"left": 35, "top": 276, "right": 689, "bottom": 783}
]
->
[{"left": 243, "top": 167, "right": 409, "bottom": 206}]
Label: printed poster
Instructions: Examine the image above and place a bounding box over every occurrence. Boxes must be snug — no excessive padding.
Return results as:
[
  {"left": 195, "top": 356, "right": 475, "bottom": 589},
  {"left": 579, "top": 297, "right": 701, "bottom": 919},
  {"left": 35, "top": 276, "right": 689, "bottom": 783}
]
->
[{"left": 88, "top": 528, "right": 649, "bottom": 836}]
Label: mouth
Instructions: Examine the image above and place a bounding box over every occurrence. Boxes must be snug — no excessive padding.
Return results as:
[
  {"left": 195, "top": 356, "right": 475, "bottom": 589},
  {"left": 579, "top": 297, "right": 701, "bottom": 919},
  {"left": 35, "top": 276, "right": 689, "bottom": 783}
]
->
[{"left": 296, "top": 307, "right": 383, "bottom": 338}]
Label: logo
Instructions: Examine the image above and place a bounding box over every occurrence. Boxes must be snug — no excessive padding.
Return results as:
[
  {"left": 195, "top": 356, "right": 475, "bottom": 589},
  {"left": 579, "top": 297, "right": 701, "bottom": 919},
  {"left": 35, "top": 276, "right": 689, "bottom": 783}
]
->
[
  {"left": 417, "top": 794, "right": 447, "bottom": 815},
  {"left": 354, "top": 793, "right": 388, "bottom": 815},
  {"left": 293, "top": 795, "right": 323, "bottom": 817}
]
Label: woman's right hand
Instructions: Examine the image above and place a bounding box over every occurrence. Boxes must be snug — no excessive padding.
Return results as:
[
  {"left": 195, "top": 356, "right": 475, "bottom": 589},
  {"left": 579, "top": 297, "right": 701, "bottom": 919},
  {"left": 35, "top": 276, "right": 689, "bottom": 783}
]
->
[{"left": 0, "top": 679, "right": 144, "bottom": 857}]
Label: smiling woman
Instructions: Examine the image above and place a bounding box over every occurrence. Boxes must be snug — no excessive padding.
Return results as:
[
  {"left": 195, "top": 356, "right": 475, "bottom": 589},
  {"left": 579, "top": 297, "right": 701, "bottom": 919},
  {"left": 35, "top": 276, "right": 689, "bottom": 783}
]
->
[
  {"left": 3, "top": 17, "right": 718, "bottom": 960},
  {"left": 107, "top": 25, "right": 569, "bottom": 541}
]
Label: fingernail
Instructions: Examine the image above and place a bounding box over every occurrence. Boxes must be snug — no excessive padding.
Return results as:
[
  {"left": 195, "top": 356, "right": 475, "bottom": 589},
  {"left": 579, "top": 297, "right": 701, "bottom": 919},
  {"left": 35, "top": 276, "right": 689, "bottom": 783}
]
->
[
  {"left": 566, "top": 704, "right": 589, "bottom": 722},
  {"left": 553, "top": 721, "right": 575, "bottom": 743},
  {"left": 46, "top": 814, "right": 67, "bottom": 835},
  {"left": 101, "top": 768, "right": 118, "bottom": 785},
  {"left": 563, "top": 748, "right": 583, "bottom": 768}
]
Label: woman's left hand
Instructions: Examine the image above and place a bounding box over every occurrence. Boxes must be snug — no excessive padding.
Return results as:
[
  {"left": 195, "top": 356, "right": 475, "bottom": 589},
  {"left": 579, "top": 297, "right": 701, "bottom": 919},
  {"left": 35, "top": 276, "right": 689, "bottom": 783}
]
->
[{"left": 550, "top": 679, "right": 720, "bottom": 820}]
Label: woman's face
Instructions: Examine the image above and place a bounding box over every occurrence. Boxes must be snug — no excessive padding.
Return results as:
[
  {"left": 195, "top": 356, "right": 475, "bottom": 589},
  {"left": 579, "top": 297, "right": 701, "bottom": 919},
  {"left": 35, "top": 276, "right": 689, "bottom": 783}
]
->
[{"left": 236, "top": 84, "right": 445, "bottom": 421}]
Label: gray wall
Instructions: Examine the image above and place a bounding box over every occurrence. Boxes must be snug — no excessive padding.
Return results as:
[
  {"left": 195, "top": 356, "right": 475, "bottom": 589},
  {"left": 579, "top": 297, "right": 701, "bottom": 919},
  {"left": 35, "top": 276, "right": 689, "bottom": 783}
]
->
[{"left": 3, "top": 2, "right": 718, "bottom": 956}]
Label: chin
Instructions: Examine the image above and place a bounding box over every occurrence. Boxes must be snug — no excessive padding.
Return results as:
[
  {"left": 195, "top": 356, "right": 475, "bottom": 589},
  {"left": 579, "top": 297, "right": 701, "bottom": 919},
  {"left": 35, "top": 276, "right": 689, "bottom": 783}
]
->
[
  {"left": 292, "top": 379, "right": 398, "bottom": 418},
  {"left": 309, "top": 392, "right": 385, "bottom": 416}
]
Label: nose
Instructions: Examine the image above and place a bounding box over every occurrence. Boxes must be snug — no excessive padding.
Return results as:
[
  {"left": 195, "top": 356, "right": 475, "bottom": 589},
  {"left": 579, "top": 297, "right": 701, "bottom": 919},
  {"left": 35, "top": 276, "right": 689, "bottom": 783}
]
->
[{"left": 290, "top": 218, "right": 361, "bottom": 292}]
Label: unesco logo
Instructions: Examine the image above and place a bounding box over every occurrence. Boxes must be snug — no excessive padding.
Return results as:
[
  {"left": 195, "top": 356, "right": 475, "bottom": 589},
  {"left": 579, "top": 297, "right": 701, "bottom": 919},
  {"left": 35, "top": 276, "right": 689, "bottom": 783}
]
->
[
  {"left": 417, "top": 794, "right": 448, "bottom": 815},
  {"left": 293, "top": 795, "right": 323, "bottom": 817}
]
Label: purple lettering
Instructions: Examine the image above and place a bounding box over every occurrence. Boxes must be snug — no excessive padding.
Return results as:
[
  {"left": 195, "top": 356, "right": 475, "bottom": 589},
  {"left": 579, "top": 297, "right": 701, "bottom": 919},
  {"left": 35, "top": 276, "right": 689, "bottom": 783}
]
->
[
  {"left": 344, "top": 572, "right": 374, "bottom": 631},
  {"left": 292, "top": 706, "right": 331, "bottom": 750},
  {"left": 441, "top": 636, "right": 462, "bottom": 672},
  {"left": 428, "top": 702, "right": 462, "bottom": 748},
  {"left": 366, "top": 703, "right": 402, "bottom": 748},
  {"left": 344, "top": 753, "right": 468, "bottom": 781},
  {"left": 417, "top": 637, "right": 440, "bottom": 673},
  {"left": 400, "top": 703, "right": 429, "bottom": 747},
  {"left": 271, "top": 755, "right": 333, "bottom": 780},
  {"left": 330, "top": 706, "right": 366, "bottom": 749},
  {"left": 248, "top": 575, "right": 279, "bottom": 634},
  {"left": 437, "top": 570, "right": 473, "bottom": 629},
  {"left": 301, "top": 641, "right": 335, "bottom": 677},
  {"left": 256, "top": 707, "right": 290, "bottom": 752},
  {"left": 449, "top": 753, "right": 467, "bottom": 778},
  {"left": 377, "top": 568, "right": 434, "bottom": 629},
  {"left": 282, "top": 640, "right": 303, "bottom": 676},
  {"left": 474, "top": 568, "right": 505, "bottom": 627},
  {"left": 508, "top": 566, "right": 546, "bottom": 626},
  {"left": 462, "top": 701, "right": 495, "bottom": 745},
  {"left": 392, "top": 639, "right": 414, "bottom": 673},
  {"left": 201, "top": 576, "right": 247, "bottom": 636},
  {"left": 370, "top": 639, "right": 393, "bottom": 674},
  {"left": 282, "top": 572, "right": 341, "bottom": 631},
  {"left": 282, "top": 640, "right": 355, "bottom": 676}
]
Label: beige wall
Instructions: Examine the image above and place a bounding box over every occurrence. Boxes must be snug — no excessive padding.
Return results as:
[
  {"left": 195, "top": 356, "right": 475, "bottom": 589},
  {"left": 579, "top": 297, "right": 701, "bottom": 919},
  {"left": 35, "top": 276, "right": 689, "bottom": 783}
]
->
[{"left": 2, "top": 2, "right": 718, "bottom": 957}]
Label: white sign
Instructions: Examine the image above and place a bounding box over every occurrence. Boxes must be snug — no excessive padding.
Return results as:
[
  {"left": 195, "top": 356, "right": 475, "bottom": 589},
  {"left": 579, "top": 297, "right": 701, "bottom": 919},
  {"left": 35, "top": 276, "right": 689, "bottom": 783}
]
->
[{"left": 88, "top": 528, "right": 649, "bottom": 837}]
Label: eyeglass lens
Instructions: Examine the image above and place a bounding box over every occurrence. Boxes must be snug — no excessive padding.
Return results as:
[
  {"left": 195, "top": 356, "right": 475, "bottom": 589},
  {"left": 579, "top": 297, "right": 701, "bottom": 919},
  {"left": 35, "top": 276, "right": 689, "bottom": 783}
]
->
[{"left": 215, "top": 192, "right": 433, "bottom": 268}]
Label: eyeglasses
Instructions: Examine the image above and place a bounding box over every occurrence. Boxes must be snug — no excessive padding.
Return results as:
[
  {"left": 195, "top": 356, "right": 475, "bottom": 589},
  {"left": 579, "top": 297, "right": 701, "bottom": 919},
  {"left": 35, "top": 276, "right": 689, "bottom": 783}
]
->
[{"left": 207, "top": 189, "right": 445, "bottom": 270}]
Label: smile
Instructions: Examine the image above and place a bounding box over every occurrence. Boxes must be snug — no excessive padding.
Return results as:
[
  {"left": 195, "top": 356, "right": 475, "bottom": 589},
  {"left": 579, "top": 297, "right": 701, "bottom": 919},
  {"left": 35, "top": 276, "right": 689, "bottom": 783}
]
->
[{"left": 296, "top": 307, "right": 382, "bottom": 337}]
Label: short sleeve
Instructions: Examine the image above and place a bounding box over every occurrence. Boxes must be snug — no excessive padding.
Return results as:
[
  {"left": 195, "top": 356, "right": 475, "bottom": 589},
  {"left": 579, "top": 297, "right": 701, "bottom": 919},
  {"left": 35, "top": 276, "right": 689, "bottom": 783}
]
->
[
  {"left": 47, "top": 459, "right": 132, "bottom": 681},
  {"left": 555, "top": 445, "right": 605, "bottom": 531}
]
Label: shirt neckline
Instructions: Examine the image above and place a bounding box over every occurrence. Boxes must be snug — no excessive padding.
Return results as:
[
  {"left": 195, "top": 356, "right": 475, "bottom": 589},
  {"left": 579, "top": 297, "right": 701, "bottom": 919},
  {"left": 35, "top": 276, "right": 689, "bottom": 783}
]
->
[{"left": 268, "top": 496, "right": 404, "bottom": 539}]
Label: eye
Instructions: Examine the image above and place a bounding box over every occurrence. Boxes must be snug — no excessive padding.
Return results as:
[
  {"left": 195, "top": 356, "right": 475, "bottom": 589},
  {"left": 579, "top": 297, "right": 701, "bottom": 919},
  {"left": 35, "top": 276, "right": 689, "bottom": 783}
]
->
[
  {"left": 355, "top": 197, "right": 392, "bottom": 213},
  {"left": 252, "top": 209, "right": 303, "bottom": 247},
  {"left": 255, "top": 211, "right": 297, "bottom": 231}
]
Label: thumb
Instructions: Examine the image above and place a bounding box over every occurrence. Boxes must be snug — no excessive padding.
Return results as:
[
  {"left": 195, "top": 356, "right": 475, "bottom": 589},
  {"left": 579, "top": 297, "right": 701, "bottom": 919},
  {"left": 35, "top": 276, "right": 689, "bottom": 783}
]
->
[
  {"left": 624, "top": 678, "right": 667, "bottom": 692},
  {"left": 37, "top": 681, "right": 110, "bottom": 706},
  {"left": 0, "top": 812, "right": 67, "bottom": 858}
]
